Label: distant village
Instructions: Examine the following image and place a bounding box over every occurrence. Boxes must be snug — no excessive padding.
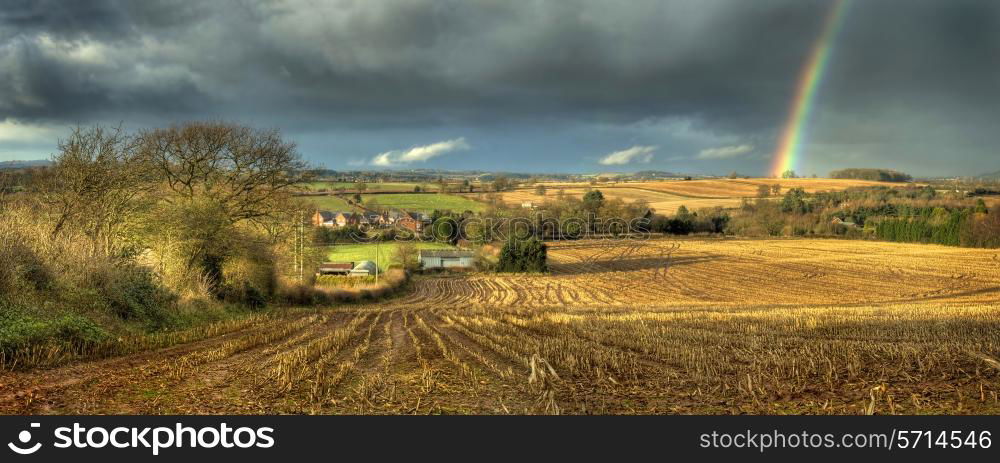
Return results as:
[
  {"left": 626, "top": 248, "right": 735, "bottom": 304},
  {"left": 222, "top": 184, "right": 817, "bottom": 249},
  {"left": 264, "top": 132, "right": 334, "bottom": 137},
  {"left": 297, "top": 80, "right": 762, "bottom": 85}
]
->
[{"left": 312, "top": 209, "right": 430, "bottom": 232}]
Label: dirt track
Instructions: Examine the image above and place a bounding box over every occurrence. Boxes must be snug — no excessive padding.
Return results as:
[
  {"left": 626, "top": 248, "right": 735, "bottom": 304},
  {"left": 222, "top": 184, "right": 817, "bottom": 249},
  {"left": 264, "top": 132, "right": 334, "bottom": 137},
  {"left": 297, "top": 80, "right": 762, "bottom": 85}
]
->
[{"left": 2, "top": 238, "right": 999, "bottom": 415}]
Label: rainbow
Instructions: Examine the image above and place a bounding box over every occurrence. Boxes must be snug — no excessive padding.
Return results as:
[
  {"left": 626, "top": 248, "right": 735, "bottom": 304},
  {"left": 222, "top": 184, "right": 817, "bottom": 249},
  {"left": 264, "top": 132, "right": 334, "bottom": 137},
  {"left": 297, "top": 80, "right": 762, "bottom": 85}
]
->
[{"left": 771, "top": 0, "right": 852, "bottom": 177}]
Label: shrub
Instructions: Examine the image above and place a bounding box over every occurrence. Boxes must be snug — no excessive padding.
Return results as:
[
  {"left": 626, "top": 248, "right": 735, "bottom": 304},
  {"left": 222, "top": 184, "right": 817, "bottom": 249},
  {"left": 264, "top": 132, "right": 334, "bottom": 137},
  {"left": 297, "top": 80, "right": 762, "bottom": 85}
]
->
[
  {"left": 98, "top": 265, "right": 177, "bottom": 330},
  {"left": 497, "top": 237, "right": 547, "bottom": 273},
  {"left": 0, "top": 307, "right": 108, "bottom": 355}
]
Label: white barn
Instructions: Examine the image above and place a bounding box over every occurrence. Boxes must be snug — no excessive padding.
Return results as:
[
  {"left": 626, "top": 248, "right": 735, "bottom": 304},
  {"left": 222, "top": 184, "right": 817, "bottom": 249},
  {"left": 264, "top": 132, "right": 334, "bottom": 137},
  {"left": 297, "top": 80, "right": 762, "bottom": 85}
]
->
[{"left": 419, "top": 249, "right": 475, "bottom": 269}]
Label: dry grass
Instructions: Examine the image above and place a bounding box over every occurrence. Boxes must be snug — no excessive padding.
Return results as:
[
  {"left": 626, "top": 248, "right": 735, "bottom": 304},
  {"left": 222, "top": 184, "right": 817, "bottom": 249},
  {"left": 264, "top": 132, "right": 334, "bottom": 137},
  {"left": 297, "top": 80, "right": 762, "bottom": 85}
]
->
[{"left": 2, "top": 238, "right": 998, "bottom": 415}]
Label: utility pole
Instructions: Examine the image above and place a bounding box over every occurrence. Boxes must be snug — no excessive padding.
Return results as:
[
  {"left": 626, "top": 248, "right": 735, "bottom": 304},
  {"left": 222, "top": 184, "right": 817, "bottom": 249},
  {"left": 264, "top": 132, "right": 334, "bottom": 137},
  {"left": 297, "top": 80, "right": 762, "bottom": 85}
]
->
[
  {"left": 375, "top": 237, "right": 379, "bottom": 285},
  {"left": 298, "top": 211, "right": 304, "bottom": 283}
]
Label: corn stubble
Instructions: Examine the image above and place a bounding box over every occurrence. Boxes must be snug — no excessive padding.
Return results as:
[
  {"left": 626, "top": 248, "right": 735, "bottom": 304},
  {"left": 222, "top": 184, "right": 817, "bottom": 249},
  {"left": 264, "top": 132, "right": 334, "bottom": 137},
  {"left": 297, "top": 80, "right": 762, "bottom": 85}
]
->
[{"left": 1, "top": 238, "right": 999, "bottom": 415}]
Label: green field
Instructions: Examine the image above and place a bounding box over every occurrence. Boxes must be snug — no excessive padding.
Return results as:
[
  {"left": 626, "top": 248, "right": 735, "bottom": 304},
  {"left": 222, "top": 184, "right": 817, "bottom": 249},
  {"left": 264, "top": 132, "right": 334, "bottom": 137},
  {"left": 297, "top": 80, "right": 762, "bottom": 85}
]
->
[
  {"left": 323, "top": 241, "right": 454, "bottom": 270},
  {"left": 302, "top": 182, "right": 439, "bottom": 192},
  {"left": 303, "top": 195, "right": 358, "bottom": 212},
  {"left": 360, "top": 193, "right": 486, "bottom": 214}
]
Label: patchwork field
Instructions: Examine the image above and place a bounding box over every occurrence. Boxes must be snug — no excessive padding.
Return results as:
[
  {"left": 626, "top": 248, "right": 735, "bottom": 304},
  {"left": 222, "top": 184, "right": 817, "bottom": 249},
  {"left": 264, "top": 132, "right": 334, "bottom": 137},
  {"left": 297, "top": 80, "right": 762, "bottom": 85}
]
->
[
  {"left": 360, "top": 193, "right": 486, "bottom": 214},
  {"left": 3, "top": 238, "right": 998, "bottom": 415},
  {"left": 628, "top": 178, "right": 895, "bottom": 198},
  {"left": 303, "top": 195, "right": 358, "bottom": 212},
  {"left": 486, "top": 178, "right": 896, "bottom": 214},
  {"left": 485, "top": 187, "right": 745, "bottom": 214},
  {"left": 301, "top": 182, "right": 441, "bottom": 192}
]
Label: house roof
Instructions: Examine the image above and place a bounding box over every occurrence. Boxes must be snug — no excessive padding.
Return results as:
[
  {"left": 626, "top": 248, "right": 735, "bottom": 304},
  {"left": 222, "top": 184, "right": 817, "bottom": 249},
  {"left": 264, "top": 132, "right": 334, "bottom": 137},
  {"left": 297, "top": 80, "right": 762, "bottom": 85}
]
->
[
  {"left": 317, "top": 211, "right": 335, "bottom": 221},
  {"left": 351, "top": 260, "right": 378, "bottom": 272},
  {"left": 419, "top": 249, "right": 475, "bottom": 258},
  {"left": 319, "top": 262, "right": 353, "bottom": 270}
]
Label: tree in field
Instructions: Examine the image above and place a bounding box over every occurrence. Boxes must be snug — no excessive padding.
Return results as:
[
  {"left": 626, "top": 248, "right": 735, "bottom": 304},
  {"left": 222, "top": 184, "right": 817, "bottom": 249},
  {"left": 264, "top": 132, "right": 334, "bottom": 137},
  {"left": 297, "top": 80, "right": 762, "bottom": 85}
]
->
[
  {"left": 771, "top": 184, "right": 781, "bottom": 196},
  {"left": 353, "top": 193, "right": 362, "bottom": 204},
  {"left": 582, "top": 189, "right": 605, "bottom": 211},
  {"left": 393, "top": 241, "right": 419, "bottom": 270},
  {"left": 497, "top": 237, "right": 547, "bottom": 273},
  {"left": 975, "top": 198, "right": 989, "bottom": 214},
  {"left": 356, "top": 182, "right": 368, "bottom": 193},
  {"left": 535, "top": 184, "right": 547, "bottom": 196},
  {"left": 757, "top": 185, "right": 771, "bottom": 198},
  {"left": 462, "top": 179, "right": 471, "bottom": 192},
  {"left": 780, "top": 188, "right": 810, "bottom": 214},
  {"left": 675, "top": 205, "right": 692, "bottom": 221},
  {"left": 781, "top": 170, "right": 797, "bottom": 179},
  {"left": 492, "top": 176, "right": 510, "bottom": 192}
]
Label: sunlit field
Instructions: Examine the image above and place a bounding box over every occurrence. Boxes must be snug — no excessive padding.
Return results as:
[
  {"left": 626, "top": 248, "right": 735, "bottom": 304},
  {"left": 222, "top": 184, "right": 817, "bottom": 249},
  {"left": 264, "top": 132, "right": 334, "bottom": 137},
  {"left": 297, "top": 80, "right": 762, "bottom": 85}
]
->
[
  {"left": 360, "top": 193, "right": 487, "bottom": 214},
  {"left": 3, "top": 238, "right": 997, "bottom": 415},
  {"left": 486, "top": 178, "right": 897, "bottom": 214}
]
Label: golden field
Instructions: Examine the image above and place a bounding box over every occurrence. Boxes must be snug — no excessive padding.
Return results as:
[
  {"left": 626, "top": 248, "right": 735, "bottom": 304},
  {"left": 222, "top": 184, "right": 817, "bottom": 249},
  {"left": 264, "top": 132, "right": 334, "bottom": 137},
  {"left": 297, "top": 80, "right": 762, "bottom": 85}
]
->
[
  {"left": 3, "top": 238, "right": 998, "bottom": 415},
  {"left": 482, "top": 178, "right": 899, "bottom": 214}
]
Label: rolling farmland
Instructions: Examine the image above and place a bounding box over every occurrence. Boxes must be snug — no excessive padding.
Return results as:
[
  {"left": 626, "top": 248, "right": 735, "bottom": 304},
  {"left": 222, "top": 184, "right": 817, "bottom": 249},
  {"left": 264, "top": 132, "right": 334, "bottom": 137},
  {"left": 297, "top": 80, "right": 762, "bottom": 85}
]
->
[
  {"left": 360, "top": 193, "right": 486, "bottom": 214},
  {"left": 488, "top": 178, "right": 904, "bottom": 214},
  {"left": 3, "top": 238, "right": 998, "bottom": 415}
]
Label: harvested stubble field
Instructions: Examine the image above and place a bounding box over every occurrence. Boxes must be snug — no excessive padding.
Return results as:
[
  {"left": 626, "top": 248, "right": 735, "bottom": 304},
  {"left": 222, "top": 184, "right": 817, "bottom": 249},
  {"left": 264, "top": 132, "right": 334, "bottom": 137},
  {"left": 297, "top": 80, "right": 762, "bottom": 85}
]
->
[
  {"left": 490, "top": 178, "right": 895, "bottom": 214},
  {"left": 2, "top": 238, "right": 999, "bottom": 415}
]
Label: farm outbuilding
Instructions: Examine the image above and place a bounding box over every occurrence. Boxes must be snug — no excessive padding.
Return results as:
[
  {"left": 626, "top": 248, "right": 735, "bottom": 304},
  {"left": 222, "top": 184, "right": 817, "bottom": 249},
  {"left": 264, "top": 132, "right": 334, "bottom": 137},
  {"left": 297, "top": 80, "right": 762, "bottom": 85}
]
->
[
  {"left": 349, "top": 260, "right": 378, "bottom": 276},
  {"left": 317, "top": 262, "right": 353, "bottom": 275},
  {"left": 419, "top": 249, "right": 475, "bottom": 269}
]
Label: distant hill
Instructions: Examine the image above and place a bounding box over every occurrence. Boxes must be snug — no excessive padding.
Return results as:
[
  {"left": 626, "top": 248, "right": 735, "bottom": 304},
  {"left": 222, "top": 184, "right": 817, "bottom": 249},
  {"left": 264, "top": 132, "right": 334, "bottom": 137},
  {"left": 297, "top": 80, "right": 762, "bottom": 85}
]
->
[
  {"left": 0, "top": 160, "right": 50, "bottom": 169},
  {"left": 829, "top": 168, "right": 912, "bottom": 182},
  {"left": 978, "top": 170, "right": 1000, "bottom": 180},
  {"left": 630, "top": 170, "right": 685, "bottom": 179}
]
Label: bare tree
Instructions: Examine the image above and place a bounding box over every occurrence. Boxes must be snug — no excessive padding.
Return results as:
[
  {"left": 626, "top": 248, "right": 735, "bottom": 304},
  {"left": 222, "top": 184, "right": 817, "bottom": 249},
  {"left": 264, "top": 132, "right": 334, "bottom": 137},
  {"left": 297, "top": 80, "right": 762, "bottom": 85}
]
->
[
  {"left": 45, "top": 125, "right": 155, "bottom": 254},
  {"left": 394, "top": 240, "right": 419, "bottom": 270},
  {"left": 139, "top": 122, "right": 307, "bottom": 225}
]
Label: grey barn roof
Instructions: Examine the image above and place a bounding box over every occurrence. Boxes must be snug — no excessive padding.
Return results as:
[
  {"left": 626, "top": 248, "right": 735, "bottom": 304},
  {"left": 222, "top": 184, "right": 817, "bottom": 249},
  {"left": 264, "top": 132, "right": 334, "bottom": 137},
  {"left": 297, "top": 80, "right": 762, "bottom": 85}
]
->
[{"left": 419, "top": 249, "right": 475, "bottom": 258}]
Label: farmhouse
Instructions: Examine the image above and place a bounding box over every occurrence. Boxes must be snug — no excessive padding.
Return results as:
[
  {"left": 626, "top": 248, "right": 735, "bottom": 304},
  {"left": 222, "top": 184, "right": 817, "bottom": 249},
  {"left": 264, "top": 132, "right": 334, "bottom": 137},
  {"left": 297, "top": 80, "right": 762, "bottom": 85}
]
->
[
  {"left": 384, "top": 210, "right": 405, "bottom": 225},
  {"left": 317, "top": 262, "right": 353, "bottom": 275},
  {"left": 312, "top": 210, "right": 337, "bottom": 227},
  {"left": 397, "top": 211, "right": 428, "bottom": 232},
  {"left": 419, "top": 249, "right": 475, "bottom": 269},
  {"left": 360, "top": 212, "right": 383, "bottom": 226},
  {"left": 336, "top": 212, "right": 359, "bottom": 227}
]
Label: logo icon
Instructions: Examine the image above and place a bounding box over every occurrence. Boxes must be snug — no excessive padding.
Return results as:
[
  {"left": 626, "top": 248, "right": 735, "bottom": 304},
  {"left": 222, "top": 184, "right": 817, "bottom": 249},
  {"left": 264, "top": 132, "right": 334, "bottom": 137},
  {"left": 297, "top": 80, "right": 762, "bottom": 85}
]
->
[{"left": 8, "top": 423, "right": 41, "bottom": 455}]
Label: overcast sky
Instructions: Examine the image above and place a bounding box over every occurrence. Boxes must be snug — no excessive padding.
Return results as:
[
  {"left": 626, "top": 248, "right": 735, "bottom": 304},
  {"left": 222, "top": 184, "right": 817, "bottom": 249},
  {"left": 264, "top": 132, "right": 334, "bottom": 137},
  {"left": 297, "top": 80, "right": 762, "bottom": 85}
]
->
[{"left": 1, "top": 0, "right": 998, "bottom": 176}]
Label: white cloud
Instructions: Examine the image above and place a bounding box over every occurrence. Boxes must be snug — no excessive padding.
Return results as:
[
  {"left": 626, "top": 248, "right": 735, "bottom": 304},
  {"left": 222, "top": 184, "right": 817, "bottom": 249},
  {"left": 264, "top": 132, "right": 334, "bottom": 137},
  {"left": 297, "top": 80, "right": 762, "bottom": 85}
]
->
[
  {"left": 371, "top": 138, "right": 470, "bottom": 166},
  {"left": 696, "top": 144, "right": 753, "bottom": 159},
  {"left": 0, "top": 118, "right": 61, "bottom": 143},
  {"left": 598, "top": 145, "right": 657, "bottom": 165}
]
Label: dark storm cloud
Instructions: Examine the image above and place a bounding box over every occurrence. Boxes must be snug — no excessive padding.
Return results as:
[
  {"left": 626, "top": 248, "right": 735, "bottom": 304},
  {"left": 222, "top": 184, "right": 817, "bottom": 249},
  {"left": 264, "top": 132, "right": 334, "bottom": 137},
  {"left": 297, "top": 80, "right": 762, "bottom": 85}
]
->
[
  {"left": 0, "top": 0, "right": 833, "bottom": 130},
  {"left": 1, "top": 0, "right": 998, "bottom": 173}
]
